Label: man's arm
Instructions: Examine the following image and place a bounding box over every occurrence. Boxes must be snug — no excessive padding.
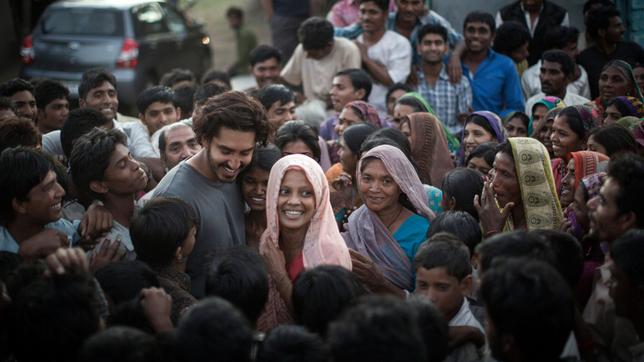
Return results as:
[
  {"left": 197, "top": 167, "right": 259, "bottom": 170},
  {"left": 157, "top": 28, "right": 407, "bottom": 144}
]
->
[
  {"left": 501, "top": 61, "right": 526, "bottom": 117},
  {"left": 354, "top": 40, "right": 395, "bottom": 86}
]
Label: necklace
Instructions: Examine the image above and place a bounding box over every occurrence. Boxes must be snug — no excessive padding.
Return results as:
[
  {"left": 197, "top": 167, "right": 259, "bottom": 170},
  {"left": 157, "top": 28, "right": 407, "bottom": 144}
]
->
[{"left": 384, "top": 205, "right": 404, "bottom": 231}]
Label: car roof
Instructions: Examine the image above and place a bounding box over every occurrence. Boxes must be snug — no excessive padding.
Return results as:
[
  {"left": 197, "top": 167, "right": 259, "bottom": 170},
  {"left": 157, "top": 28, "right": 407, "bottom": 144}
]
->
[{"left": 50, "top": 0, "right": 165, "bottom": 10}]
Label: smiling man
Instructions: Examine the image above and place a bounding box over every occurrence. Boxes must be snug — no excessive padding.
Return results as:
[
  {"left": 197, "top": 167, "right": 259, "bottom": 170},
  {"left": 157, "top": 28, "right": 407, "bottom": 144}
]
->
[
  {"left": 0, "top": 78, "right": 37, "bottom": 122},
  {"left": 524, "top": 50, "right": 589, "bottom": 115},
  {"left": 461, "top": 11, "right": 524, "bottom": 117},
  {"left": 0, "top": 147, "right": 78, "bottom": 259},
  {"left": 153, "top": 91, "right": 268, "bottom": 296}
]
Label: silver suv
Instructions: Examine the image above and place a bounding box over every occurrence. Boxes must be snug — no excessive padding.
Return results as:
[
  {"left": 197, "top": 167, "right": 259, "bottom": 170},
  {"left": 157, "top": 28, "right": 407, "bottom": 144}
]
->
[{"left": 19, "top": 0, "right": 212, "bottom": 110}]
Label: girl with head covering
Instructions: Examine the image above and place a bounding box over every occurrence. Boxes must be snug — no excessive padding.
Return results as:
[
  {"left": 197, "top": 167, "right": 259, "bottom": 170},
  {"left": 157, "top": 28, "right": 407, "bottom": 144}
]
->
[
  {"left": 335, "top": 100, "right": 383, "bottom": 137},
  {"left": 529, "top": 96, "right": 566, "bottom": 137},
  {"left": 559, "top": 151, "right": 609, "bottom": 209},
  {"left": 465, "top": 142, "right": 498, "bottom": 177},
  {"left": 344, "top": 145, "right": 435, "bottom": 293},
  {"left": 399, "top": 112, "right": 454, "bottom": 187},
  {"left": 240, "top": 145, "right": 282, "bottom": 248},
  {"left": 503, "top": 111, "right": 530, "bottom": 138},
  {"left": 550, "top": 105, "right": 598, "bottom": 192},
  {"left": 475, "top": 138, "right": 563, "bottom": 235},
  {"left": 460, "top": 111, "right": 506, "bottom": 164},
  {"left": 587, "top": 124, "right": 639, "bottom": 157},
  {"left": 593, "top": 60, "right": 644, "bottom": 115},
  {"left": 603, "top": 96, "right": 644, "bottom": 125},
  {"left": 393, "top": 92, "right": 461, "bottom": 153},
  {"left": 258, "top": 154, "right": 352, "bottom": 330}
]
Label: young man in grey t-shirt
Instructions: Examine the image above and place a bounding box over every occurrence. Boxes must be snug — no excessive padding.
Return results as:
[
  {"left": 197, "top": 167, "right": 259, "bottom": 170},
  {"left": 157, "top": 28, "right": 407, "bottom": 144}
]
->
[{"left": 153, "top": 91, "right": 268, "bottom": 296}]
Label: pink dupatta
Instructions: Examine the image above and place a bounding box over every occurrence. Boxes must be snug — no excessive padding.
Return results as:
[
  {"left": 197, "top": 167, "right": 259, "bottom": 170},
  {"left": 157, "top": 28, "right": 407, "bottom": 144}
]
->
[
  {"left": 344, "top": 145, "right": 433, "bottom": 291},
  {"left": 258, "top": 154, "right": 351, "bottom": 330}
]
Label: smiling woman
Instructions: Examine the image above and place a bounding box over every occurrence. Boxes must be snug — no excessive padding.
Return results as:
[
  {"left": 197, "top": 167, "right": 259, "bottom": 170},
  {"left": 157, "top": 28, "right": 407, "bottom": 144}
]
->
[
  {"left": 258, "top": 154, "right": 351, "bottom": 331},
  {"left": 344, "top": 144, "right": 434, "bottom": 294}
]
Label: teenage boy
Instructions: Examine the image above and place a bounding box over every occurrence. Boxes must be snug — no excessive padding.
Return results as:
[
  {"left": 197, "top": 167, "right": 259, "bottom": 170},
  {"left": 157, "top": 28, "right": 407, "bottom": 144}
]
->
[
  {"left": 321, "top": 68, "right": 373, "bottom": 142},
  {"left": 136, "top": 86, "right": 181, "bottom": 141},
  {"left": 33, "top": 80, "right": 70, "bottom": 134},
  {"left": 355, "top": 0, "right": 411, "bottom": 114},
  {"left": 461, "top": 12, "right": 524, "bottom": 117},
  {"left": 281, "top": 17, "right": 361, "bottom": 106},
  {"left": 256, "top": 84, "right": 297, "bottom": 141},
  {"left": 414, "top": 240, "right": 484, "bottom": 362},
  {"left": 69, "top": 128, "right": 149, "bottom": 260},
  {"left": 415, "top": 23, "right": 472, "bottom": 135},
  {"left": 0, "top": 78, "right": 37, "bottom": 122},
  {"left": 249, "top": 45, "right": 283, "bottom": 90},
  {"left": 152, "top": 91, "right": 268, "bottom": 297},
  {"left": 0, "top": 147, "right": 77, "bottom": 259},
  {"left": 525, "top": 50, "right": 590, "bottom": 115}
]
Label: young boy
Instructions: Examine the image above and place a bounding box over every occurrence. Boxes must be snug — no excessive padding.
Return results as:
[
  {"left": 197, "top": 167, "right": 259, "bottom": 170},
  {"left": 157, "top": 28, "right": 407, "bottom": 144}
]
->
[
  {"left": 136, "top": 86, "right": 181, "bottom": 138},
  {"left": 0, "top": 147, "right": 77, "bottom": 259},
  {"left": 414, "top": 239, "right": 484, "bottom": 362},
  {"left": 69, "top": 128, "right": 148, "bottom": 259},
  {"left": 34, "top": 79, "right": 70, "bottom": 134}
]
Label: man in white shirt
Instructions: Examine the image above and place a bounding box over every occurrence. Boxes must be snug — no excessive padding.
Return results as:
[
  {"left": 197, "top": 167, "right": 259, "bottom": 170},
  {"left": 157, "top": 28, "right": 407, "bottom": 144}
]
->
[
  {"left": 281, "top": 17, "right": 361, "bottom": 108},
  {"left": 43, "top": 69, "right": 162, "bottom": 179},
  {"left": 522, "top": 26, "right": 591, "bottom": 99},
  {"left": 525, "top": 50, "right": 590, "bottom": 116},
  {"left": 354, "top": 0, "right": 411, "bottom": 114}
]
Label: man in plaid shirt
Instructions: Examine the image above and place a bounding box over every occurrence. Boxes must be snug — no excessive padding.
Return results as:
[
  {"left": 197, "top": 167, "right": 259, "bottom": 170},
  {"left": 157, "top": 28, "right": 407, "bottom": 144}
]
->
[{"left": 415, "top": 23, "right": 472, "bottom": 135}]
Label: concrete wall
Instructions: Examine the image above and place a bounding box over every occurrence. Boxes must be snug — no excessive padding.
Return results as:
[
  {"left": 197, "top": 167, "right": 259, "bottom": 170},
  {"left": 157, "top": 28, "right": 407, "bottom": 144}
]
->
[
  {"left": 430, "top": 0, "right": 587, "bottom": 34},
  {"left": 430, "top": 0, "right": 642, "bottom": 45}
]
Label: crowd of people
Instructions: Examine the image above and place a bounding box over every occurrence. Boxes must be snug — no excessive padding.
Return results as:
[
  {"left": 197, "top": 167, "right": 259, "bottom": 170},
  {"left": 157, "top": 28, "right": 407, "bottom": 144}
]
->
[{"left": 0, "top": 0, "right": 644, "bottom": 361}]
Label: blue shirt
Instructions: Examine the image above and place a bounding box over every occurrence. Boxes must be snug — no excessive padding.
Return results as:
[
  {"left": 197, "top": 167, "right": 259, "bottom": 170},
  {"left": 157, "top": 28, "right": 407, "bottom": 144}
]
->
[
  {"left": 416, "top": 64, "right": 472, "bottom": 134},
  {"left": 0, "top": 219, "right": 80, "bottom": 254},
  {"left": 462, "top": 49, "right": 524, "bottom": 118}
]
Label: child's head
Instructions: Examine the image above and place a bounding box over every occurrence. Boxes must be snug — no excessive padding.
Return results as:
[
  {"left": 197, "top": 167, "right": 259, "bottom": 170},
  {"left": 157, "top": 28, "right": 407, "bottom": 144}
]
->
[
  {"left": 78, "top": 326, "right": 162, "bottom": 362},
  {"left": 205, "top": 247, "right": 269, "bottom": 326},
  {"left": 292, "top": 265, "right": 367, "bottom": 336},
  {"left": 257, "top": 325, "right": 329, "bottom": 362},
  {"left": 70, "top": 128, "right": 147, "bottom": 201},
  {"left": 130, "top": 197, "right": 198, "bottom": 269},
  {"left": 414, "top": 239, "right": 472, "bottom": 320},
  {"left": 175, "top": 297, "right": 254, "bottom": 362}
]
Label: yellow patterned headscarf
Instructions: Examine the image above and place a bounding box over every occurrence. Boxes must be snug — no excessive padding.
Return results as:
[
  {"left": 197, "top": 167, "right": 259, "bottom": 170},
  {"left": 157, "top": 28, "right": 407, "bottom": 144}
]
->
[{"left": 508, "top": 137, "right": 563, "bottom": 230}]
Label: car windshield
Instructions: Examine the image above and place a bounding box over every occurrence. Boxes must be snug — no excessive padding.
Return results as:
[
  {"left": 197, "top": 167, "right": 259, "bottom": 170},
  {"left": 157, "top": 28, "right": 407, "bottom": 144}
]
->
[{"left": 42, "top": 8, "right": 124, "bottom": 36}]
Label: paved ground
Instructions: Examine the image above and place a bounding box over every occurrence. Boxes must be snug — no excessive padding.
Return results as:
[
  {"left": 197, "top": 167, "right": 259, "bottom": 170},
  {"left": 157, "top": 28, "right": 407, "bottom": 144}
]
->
[{"left": 185, "top": 0, "right": 271, "bottom": 73}]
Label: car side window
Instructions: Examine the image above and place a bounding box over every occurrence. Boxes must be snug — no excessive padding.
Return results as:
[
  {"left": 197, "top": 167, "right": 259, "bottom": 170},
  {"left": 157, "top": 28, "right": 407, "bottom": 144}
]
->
[
  {"left": 132, "top": 3, "right": 168, "bottom": 37},
  {"left": 162, "top": 5, "right": 187, "bottom": 33}
]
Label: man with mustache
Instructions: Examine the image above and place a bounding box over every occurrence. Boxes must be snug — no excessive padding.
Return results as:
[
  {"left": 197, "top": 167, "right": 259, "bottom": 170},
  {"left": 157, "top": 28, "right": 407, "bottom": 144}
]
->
[{"left": 524, "top": 50, "right": 589, "bottom": 115}]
